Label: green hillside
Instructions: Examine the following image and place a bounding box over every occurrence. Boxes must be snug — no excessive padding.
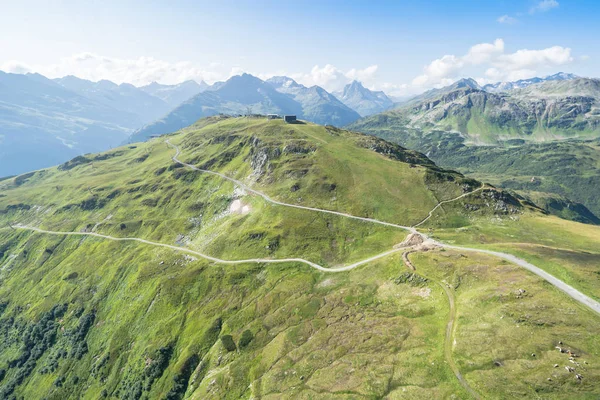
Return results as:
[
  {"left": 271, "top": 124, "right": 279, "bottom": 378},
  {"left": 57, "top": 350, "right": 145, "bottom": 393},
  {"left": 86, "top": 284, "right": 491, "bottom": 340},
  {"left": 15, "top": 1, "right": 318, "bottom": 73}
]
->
[
  {"left": 349, "top": 78, "right": 600, "bottom": 145},
  {"left": 1, "top": 116, "right": 600, "bottom": 399},
  {"left": 352, "top": 127, "right": 600, "bottom": 221}
]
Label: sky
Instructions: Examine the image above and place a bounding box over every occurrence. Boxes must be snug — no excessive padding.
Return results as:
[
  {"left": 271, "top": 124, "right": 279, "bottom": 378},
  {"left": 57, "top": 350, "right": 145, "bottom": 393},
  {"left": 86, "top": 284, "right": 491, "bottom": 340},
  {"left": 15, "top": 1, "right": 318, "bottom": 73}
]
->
[{"left": 0, "top": 0, "right": 598, "bottom": 96}]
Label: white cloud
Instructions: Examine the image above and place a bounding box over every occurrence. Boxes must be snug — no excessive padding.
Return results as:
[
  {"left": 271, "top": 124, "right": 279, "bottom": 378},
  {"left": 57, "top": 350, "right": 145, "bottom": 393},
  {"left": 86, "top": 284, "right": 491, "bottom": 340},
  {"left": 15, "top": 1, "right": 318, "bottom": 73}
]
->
[
  {"left": 1, "top": 60, "right": 32, "bottom": 74},
  {"left": 0, "top": 52, "right": 235, "bottom": 86},
  {"left": 497, "top": 15, "right": 518, "bottom": 24},
  {"left": 411, "top": 39, "right": 504, "bottom": 88},
  {"left": 346, "top": 65, "right": 379, "bottom": 83},
  {"left": 412, "top": 55, "right": 464, "bottom": 87},
  {"left": 406, "top": 38, "right": 575, "bottom": 93},
  {"left": 379, "top": 81, "right": 411, "bottom": 98},
  {"left": 530, "top": 0, "right": 559, "bottom": 14},
  {"left": 494, "top": 46, "right": 573, "bottom": 72},
  {"left": 465, "top": 39, "right": 505, "bottom": 64},
  {"left": 285, "top": 64, "right": 379, "bottom": 92}
]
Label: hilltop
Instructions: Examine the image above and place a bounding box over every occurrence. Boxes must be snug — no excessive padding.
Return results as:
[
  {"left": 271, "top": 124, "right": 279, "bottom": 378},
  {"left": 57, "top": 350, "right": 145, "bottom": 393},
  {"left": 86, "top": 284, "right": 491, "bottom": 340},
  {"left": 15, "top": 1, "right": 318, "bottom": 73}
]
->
[{"left": 1, "top": 117, "right": 600, "bottom": 398}]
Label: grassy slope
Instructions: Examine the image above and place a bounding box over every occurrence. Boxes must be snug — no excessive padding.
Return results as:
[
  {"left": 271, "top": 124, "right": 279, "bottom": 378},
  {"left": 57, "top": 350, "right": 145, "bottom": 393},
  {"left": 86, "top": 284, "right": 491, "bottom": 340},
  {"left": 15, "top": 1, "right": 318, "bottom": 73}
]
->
[
  {"left": 349, "top": 84, "right": 600, "bottom": 145},
  {"left": 0, "top": 116, "right": 599, "bottom": 398},
  {"left": 0, "top": 229, "right": 461, "bottom": 399},
  {"left": 424, "top": 208, "right": 600, "bottom": 302},
  {"left": 427, "top": 138, "right": 600, "bottom": 218},
  {"left": 411, "top": 249, "right": 600, "bottom": 399}
]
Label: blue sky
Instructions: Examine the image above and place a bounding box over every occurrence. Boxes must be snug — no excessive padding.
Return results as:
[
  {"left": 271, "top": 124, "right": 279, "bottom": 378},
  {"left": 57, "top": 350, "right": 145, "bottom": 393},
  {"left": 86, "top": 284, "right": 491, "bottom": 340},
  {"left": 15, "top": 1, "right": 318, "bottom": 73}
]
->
[{"left": 0, "top": 0, "right": 597, "bottom": 95}]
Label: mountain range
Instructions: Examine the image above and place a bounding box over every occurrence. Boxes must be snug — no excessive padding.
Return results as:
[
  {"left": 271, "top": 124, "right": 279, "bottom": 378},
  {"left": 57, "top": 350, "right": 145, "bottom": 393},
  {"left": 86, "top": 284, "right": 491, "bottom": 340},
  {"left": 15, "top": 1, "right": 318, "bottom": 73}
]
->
[
  {"left": 140, "top": 80, "right": 208, "bottom": 108},
  {"left": 482, "top": 72, "right": 579, "bottom": 93},
  {"left": 351, "top": 75, "right": 600, "bottom": 145},
  {"left": 0, "top": 72, "right": 155, "bottom": 177},
  {"left": 0, "top": 72, "right": 209, "bottom": 177},
  {"left": 1, "top": 71, "right": 396, "bottom": 176},
  {"left": 2, "top": 69, "right": 599, "bottom": 178},
  {"left": 129, "top": 74, "right": 365, "bottom": 142},
  {"left": 348, "top": 73, "right": 600, "bottom": 223}
]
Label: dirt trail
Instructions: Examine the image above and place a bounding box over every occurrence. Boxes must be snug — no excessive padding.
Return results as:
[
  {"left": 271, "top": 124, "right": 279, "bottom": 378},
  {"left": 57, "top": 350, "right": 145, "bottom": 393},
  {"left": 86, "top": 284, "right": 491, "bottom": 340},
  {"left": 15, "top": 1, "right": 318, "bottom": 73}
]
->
[
  {"left": 439, "top": 281, "right": 481, "bottom": 400},
  {"left": 166, "top": 140, "right": 416, "bottom": 232},
  {"left": 402, "top": 252, "right": 481, "bottom": 399},
  {"left": 413, "top": 186, "right": 485, "bottom": 228}
]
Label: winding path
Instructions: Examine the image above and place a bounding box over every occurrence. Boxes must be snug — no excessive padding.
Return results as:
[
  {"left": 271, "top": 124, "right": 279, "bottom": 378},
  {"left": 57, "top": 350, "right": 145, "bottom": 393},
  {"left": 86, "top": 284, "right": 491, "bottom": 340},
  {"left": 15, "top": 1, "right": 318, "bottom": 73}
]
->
[
  {"left": 402, "top": 252, "right": 481, "bottom": 398},
  {"left": 12, "top": 225, "right": 408, "bottom": 273},
  {"left": 413, "top": 185, "right": 485, "bottom": 228}
]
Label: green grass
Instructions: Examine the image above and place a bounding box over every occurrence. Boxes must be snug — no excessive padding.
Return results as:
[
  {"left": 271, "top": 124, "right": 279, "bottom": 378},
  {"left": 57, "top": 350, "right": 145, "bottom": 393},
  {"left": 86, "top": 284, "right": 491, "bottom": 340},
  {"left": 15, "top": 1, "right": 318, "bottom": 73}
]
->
[
  {"left": 0, "top": 228, "right": 463, "bottom": 399},
  {"left": 411, "top": 249, "right": 600, "bottom": 399},
  {"left": 426, "top": 214, "right": 600, "bottom": 301}
]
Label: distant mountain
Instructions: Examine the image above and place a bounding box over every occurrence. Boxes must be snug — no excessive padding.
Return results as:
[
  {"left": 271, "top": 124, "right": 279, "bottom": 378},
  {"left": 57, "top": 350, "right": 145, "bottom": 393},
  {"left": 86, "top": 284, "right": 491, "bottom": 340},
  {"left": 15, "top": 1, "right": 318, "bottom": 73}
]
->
[
  {"left": 266, "top": 76, "right": 361, "bottom": 125},
  {"left": 0, "top": 72, "right": 147, "bottom": 177},
  {"left": 334, "top": 80, "right": 394, "bottom": 117},
  {"left": 0, "top": 72, "right": 205, "bottom": 177},
  {"left": 349, "top": 77, "right": 600, "bottom": 144},
  {"left": 55, "top": 75, "right": 172, "bottom": 125},
  {"left": 129, "top": 74, "right": 302, "bottom": 142},
  {"left": 405, "top": 78, "right": 482, "bottom": 105},
  {"left": 130, "top": 74, "right": 361, "bottom": 143},
  {"left": 482, "top": 72, "right": 578, "bottom": 93},
  {"left": 348, "top": 76, "right": 600, "bottom": 220},
  {"left": 140, "top": 80, "right": 207, "bottom": 109}
]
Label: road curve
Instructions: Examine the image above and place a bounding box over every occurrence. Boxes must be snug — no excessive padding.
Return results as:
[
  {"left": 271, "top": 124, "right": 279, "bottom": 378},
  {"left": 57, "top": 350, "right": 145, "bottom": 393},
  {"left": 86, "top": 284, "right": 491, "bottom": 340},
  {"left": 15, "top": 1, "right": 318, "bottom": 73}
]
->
[
  {"left": 167, "top": 140, "right": 600, "bottom": 316},
  {"left": 441, "top": 243, "right": 600, "bottom": 315},
  {"left": 13, "top": 225, "right": 407, "bottom": 273}
]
